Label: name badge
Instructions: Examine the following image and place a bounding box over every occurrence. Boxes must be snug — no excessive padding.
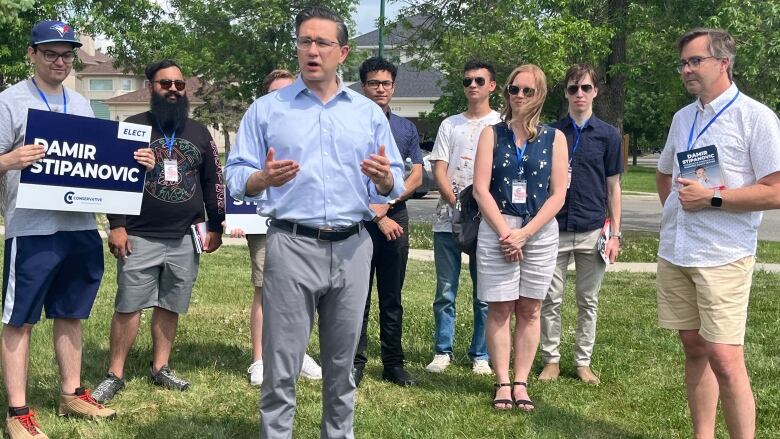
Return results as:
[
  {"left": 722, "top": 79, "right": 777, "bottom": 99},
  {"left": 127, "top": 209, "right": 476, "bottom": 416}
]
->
[
  {"left": 164, "top": 159, "right": 178, "bottom": 182},
  {"left": 512, "top": 180, "right": 527, "bottom": 204}
]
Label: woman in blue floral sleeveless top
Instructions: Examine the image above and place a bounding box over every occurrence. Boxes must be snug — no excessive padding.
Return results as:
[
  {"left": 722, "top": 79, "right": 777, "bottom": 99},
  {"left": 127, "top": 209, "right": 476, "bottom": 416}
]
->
[{"left": 472, "top": 64, "right": 569, "bottom": 411}]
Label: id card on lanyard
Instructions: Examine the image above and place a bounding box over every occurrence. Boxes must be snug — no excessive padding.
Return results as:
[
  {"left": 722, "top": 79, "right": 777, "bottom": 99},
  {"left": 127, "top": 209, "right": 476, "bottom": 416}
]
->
[
  {"left": 158, "top": 121, "right": 179, "bottom": 182},
  {"left": 512, "top": 132, "right": 528, "bottom": 204},
  {"left": 31, "top": 77, "right": 67, "bottom": 114}
]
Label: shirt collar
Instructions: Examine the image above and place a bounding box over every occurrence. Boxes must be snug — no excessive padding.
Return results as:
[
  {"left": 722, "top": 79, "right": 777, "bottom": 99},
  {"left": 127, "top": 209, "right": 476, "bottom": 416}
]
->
[
  {"left": 290, "top": 75, "right": 353, "bottom": 102},
  {"left": 563, "top": 114, "right": 599, "bottom": 130},
  {"left": 696, "top": 82, "right": 739, "bottom": 113}
]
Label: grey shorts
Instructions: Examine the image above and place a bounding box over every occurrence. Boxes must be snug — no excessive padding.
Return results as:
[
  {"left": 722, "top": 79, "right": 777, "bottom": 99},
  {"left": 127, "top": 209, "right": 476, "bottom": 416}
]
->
[
  {"left": 476, "top": 215, "right": 559, "bottom": 302},
  {"left": 115, "top": 235, "right": 199, "bottom": 314},
  {"left": 246, "top": 234, "right": 267, "bottom": 288}
]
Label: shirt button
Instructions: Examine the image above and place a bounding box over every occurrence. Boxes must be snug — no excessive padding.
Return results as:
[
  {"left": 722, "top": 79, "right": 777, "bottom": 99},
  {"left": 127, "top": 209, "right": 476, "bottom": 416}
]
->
[{"left": 324, "top": 152, "right": 329, "bottom": 156}]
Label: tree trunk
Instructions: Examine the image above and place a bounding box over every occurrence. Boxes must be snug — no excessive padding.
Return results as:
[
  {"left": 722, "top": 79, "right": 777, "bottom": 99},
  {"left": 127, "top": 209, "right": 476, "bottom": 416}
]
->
[{"left": 597, "top": 0, "right": 628, "bottom": 134}]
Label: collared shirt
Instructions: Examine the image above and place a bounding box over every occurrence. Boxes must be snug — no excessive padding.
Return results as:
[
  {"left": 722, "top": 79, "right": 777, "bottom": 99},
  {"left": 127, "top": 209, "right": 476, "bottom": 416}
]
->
[
  {"left": 387, "top": 110, "right": 423, "bottom": 165},
  {"left": 429, "top": 110, "right": 502, "bottom": 232},
  {"left": 551, "top": 114, "right": 623, "bottom": 232},
  {"left": 657, "top": 83, "right": 780, "bottom": 267},
  {"left": 225, "top": 77, "right": 405, "bottom": 228}
]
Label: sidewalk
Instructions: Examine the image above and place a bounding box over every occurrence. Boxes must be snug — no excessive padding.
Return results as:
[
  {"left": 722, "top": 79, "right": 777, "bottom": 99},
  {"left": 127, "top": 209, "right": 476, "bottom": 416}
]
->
[{"left": 407, "top": 249, "right": 780, "bottom": 273}]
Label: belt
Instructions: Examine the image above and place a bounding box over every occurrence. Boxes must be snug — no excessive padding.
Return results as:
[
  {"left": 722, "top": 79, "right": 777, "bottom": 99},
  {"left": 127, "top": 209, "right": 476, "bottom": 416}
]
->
[{"left": 270, "top": 219, "right": 361, "bottom": 242}]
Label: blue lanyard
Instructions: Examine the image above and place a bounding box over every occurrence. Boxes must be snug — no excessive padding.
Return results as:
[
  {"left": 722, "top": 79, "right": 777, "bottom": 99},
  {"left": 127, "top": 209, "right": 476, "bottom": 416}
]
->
[
  {"left": 31, "top": 77, "right": 67, "bottom": 114},
  {"left": 156, "top": 121, "right": 178, "bottom": 157},
  {"left": 686, "top": 90, "right": 740, "bottom": 151},
  {"left": 511, "top": 131, "right": 528, "bottom": 178},
  {"left": 570, "top": 117, "right": 590, "bottom": 163}
]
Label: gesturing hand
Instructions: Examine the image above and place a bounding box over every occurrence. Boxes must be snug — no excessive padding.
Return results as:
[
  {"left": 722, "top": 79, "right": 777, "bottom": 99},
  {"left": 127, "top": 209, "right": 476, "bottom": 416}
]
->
[
  {"left": 361, "top": 144, "right": 394, "bottom": 190},
  {"left": 263, "top": 147, "right": 299, "bottom": 187}
]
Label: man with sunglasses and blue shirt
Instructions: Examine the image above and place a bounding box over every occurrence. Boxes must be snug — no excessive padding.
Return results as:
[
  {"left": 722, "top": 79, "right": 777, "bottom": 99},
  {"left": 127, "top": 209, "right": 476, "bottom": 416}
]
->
[
  {"left": 92, "top": 59, "right": 225, "bottom": 404},
  {"left": 426, "top": 59, "right": 500, "bottom": 375},
  {"left": 226, "top": 7, "right": 404, "bottom": 438},
  {"left": 0, "top": 21, "right": 155, "bottom": 439},
  {"left": 539, "top": 64, "right": 623, "bottom": 386},
  {"left": 656, "top": 28, "right": 780, "bottom": 439}
]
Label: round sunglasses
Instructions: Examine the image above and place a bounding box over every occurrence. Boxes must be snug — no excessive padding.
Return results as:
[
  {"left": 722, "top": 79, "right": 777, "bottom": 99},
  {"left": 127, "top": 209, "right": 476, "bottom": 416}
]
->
[{"left": 506, "top": 85, "right": 536, "bottom": 97}]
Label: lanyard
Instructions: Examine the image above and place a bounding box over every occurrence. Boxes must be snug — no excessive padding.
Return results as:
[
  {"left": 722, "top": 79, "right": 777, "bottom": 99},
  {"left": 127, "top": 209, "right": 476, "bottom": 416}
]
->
[
  {"left": 569, "top": 116, "right": 589, "bottom": 164},
  {"left": 511, "top": 131, "right": 528, "bottom": 178},
  {"left": 31, "top": 77, "right": 67, "bottom": 114},
  {"left": 156, "top": 120, "right": 178, "bottom": 157},
  {"left": 686, "top": 90, "right": 740, "bottom": 151}
]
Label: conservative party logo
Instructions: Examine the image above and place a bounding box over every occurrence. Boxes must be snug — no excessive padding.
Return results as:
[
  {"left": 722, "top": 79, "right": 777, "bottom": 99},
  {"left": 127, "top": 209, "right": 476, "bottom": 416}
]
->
[
  {"left": 50, "top": 23, "right": 72, "bottom": 37},
  {"left": 63, "top": 191, "right": 102, "bottom": 205}
]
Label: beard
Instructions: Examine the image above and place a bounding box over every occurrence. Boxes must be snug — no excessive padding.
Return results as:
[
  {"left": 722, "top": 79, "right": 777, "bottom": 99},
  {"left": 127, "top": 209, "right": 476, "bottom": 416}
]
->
[{"left": 150, "top": 90, "right": 190, "bottom": 130}]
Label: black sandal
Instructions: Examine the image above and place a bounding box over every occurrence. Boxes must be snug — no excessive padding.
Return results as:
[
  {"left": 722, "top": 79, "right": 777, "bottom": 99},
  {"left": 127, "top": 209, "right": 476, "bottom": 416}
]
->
[
  {"left": 512, "top": 381, "right": 535, "bottom": 412},
  {"left": 492, "top": 383, "right": 513, "bottom": 410}
]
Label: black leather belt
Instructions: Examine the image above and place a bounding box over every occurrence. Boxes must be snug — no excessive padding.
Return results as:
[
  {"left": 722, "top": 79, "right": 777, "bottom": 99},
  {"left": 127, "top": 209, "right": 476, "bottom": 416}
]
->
[{"left": 270, "top": 219, "right": 361, "bottom": 242}]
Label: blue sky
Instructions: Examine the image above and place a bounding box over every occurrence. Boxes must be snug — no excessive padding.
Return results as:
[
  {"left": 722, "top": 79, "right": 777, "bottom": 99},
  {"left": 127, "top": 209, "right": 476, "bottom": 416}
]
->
[{"left": 354, "top": 0, "right": 404, "bottom": 35}]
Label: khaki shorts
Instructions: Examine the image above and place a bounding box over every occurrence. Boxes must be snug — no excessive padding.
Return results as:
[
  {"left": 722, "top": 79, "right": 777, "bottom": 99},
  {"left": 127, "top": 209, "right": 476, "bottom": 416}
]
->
[
  {"left": 656, "top": 256, "right": 755, "bottom": 345},
  {"left": 246, "top": 234, "right": 267, "bottom": 288}
]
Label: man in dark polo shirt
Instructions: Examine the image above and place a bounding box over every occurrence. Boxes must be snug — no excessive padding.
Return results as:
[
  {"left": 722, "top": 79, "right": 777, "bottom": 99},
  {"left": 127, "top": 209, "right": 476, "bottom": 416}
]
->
[
  {"left": 352, "top": 57, "right": 423, "bottom": 387},
  {"left": 539, "top": 64, "right": 623, "bottom": 385}
]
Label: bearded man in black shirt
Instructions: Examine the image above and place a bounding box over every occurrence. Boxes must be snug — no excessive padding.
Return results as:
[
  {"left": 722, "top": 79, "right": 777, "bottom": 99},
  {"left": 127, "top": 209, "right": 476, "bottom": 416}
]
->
[{"left": 92, "top": 59, "right": 225, "bottom": 403}]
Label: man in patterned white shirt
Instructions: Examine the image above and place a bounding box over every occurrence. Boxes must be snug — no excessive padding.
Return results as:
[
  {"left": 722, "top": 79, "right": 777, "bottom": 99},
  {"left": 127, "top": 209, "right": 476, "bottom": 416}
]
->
[
  {"left": 656, "top": 28, "right": 780, "bottom": 439},
  {"left": 426, "top": 59, "right": 501, "bottom": 375}
]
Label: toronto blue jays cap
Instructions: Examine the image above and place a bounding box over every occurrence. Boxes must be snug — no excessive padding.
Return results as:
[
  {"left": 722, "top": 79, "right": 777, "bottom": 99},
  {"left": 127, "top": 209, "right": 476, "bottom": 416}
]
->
[{"left": 30, "top": 20, "right": 82, "bottom": 47}]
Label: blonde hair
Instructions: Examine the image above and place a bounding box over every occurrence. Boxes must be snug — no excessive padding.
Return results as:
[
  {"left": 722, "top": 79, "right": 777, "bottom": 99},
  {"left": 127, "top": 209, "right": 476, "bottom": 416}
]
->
[{"left": 500, "top": 64, "right": 547, "bottom": 140}]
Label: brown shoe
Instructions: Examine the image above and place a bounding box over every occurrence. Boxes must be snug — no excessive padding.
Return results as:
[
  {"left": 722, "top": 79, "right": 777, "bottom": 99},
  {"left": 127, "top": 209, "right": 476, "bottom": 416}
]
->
[
  {"left": 6, "top": 408, "right": 49, "bottom": 439},
  {"left": 575, "top": 366, "right": 601, "bottom": 385},
  {"left": 538, "top": 363, "right": 560, "bottom": 381},
  {"left": 58, "top": 387, "right": 116, "bottom": 419}
]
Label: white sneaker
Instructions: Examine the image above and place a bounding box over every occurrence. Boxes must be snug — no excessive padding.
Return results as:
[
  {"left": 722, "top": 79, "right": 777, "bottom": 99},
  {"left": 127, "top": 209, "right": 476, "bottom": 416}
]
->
[
  {"left": 300, "top": 354, "right": 322, "bottom": 380},
  {"left": 248, "top": 360, "right": 263, "bottom": 386},
  {"left": 472, "top": 359, "right": 492, "bottom": 375},
  {"left": 425, "top": 354, "right": 451, "bottom": 373}
]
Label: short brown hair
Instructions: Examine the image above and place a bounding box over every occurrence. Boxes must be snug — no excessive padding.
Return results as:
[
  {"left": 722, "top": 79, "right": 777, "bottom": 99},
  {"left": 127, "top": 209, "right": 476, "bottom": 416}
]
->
[
  {"left": 677, "top": 28, "right": 736, "bottom": 80},
  {"left": 563, "top": 64, "right": 598, "bottom": 87},
  {"left": 261, "top": 69, "right": 295, "bottom": 95}
]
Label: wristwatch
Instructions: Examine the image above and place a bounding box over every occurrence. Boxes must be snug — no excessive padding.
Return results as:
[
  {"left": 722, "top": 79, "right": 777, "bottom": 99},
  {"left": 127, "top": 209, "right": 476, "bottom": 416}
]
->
[
  {"left": 610, "top": 232, "right": 623, "bottom": 243},
  {"left": 388, "top": 198, "right": 398, "bottom": 207},
  {"left": 711, "top": 189, "right": 723, "bottom": 208}
]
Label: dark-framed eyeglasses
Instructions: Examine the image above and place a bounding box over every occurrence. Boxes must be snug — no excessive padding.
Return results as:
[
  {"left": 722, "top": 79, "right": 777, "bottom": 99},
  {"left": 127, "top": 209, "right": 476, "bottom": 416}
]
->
[
  {"left": 296, "top": 37, "right": 340, "bottom": 51},
  {"left": 365, "top": 80, "right": 394, "bottom": 89},
  {"left": 506, "top": 85, "right": 536, "bottom": 97},
  {"left": 152, "top": 79, "right": 186, "bottom": 91},
  {"left": 463, "top": 77, "right": 486, "bottom": 87},
  {"left": 566, "top": 84, "right": 594, "bottom": 95},
  {"left": 676, "top": 56, "right": 717, "bottom": 73},
  {"left": 39, "top": 49, "right": 77, "bottom": 63}
]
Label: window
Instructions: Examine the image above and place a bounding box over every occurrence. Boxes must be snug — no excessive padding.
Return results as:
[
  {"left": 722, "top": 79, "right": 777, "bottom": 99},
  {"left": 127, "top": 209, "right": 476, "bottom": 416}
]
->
[
  {"left": 90, "top": 100, "right": 110, "bottom": 120},
  {"left": 121, "top": 78, "right": 133, "bottom": 91},
  {"left": 89, "top": 79, "right": 113, "bottom": 91}
]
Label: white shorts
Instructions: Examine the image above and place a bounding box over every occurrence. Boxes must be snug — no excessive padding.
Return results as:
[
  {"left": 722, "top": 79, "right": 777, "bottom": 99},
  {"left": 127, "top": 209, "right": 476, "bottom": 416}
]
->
[{"left": 476, "top": 215, "right": 559, "bottom": 302}]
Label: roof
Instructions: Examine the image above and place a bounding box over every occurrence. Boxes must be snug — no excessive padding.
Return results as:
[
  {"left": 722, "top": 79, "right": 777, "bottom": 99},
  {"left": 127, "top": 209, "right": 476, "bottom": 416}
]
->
[
  {"left": 103, "top": 77, "right": 205, "bottom": 104},
  {"left": 77, "top": 49, "right": 111, "bottom": 66},
  {"left": 354, "top": 14, "right": 433, "bottom": 47},
  {"left": 78, "top": 58, "right": 137, "bottom": 76},
  {"left": 348, "top": 62, "right": 442, "bottom": 98}
]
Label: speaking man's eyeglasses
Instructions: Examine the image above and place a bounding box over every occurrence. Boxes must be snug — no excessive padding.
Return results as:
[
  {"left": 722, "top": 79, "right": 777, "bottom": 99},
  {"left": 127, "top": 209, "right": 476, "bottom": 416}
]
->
[
  {"left": 462, "top": 77, "right": 486, "bottom": 87},
  {"left": 153, "top": 79, "right": 186, "bottom": 91},
  {"left": 566, "top": 84, "right": 594, "bottom": 95},
  {"left": 506, "top": 85, "right": 536, "bottom": 97}
]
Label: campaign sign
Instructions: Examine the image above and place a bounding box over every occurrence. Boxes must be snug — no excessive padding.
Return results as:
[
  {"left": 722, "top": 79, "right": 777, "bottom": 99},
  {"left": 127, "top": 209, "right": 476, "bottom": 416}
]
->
[
  {"left": 17, "top": 109, "right": 151, "bottom": 214},
  {"left": 225, "top": 193, "right": 269, "bottom": 235}
]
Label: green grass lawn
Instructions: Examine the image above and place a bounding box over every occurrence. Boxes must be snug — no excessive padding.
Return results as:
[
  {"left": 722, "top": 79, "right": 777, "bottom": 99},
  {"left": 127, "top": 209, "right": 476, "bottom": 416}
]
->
[
  {"left": 621, "top": 166, "right": 657, "bottom": 193},
  {"left": 4, "top": 243, "right": 780, "bottom": 438}
]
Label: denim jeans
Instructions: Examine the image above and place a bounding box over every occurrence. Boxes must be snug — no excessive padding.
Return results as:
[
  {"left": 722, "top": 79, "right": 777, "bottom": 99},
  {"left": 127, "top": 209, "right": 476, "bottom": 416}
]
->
[{"left": 432, "top": 231, "right": 488, "bottom": 361}]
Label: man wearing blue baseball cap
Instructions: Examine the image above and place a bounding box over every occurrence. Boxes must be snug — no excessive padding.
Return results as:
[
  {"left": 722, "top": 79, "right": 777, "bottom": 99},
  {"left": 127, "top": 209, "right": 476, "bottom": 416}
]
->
[{"left": 0, "top": 20, "right": 154, "bottom": 439}]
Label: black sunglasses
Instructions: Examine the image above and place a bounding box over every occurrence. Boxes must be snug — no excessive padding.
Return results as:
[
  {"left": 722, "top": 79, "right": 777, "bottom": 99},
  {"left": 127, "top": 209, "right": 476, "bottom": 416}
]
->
[
  {"left": 566, "top": 84, "right": 594, "bottom": 95},
  {"left": 153, "top": 79, "right": 186, "bottom": 91},
  {"left": 506, "top": 85, "right": 536, "bottom": 97},
  {"left": 463, "top": 77, "right": 486, "bottom": 87}
]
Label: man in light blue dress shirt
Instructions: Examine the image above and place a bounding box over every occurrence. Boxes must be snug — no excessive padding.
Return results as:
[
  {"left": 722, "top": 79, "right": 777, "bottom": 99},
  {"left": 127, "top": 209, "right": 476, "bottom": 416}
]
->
[{"left": 225, "top": 7, "right": 404, "bottom": 439}]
